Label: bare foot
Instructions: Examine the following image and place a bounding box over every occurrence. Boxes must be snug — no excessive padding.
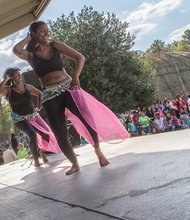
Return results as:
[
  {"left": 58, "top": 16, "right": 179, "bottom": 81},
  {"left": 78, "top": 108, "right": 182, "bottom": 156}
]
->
[
  {"left": 95, "top": 148, "right": 110, "bottom": 167},
  {"left": 65, "top": 163, "right": 80, "bottom": 175},
  {"left": 39, "top": 150, "right": 49, "bottom": 163},
  {"left": 34, "top": 160, "right": 42, "bottom": 167}
]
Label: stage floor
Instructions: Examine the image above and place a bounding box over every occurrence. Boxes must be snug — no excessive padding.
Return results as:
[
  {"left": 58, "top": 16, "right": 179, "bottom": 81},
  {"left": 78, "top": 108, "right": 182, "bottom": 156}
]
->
[{"left": 1, "top": 129, "right": 190, "bottom": 220}]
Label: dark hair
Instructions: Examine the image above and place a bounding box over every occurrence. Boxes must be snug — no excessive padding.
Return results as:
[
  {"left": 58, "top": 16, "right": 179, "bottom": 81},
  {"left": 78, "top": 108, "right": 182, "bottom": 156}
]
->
[
  {"left": 29, "top": 21, "right": 46, "bottom": 34},
  {"left": 4, "top": 67, "right": 20, "bottom": 77},
  {"left": 176, "top": 94, "right": 180, "bottom": 99},
  {"left": 26, "top": 21, "right": 47, "bottom": 52},
  {"left": 154, "top": 112, "right": 160, "bottom": 116},
  {"left": 3, "top": 67, "right": 21, "bottom": 87}
]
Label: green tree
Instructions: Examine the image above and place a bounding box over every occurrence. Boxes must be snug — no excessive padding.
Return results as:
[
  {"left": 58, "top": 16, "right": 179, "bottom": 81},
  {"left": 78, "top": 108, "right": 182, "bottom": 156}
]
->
[
  {"left": 172, "top": 40, "right": 188, "bottom": 52},
  {"left": 49, "top": 6, "right": 155, "bottom": 112},
  {"left": 182, "top": 29, "right": 190, "bottom": 45},
  {"left": 0, "top": 97, "right": 14, "bottom": 141},
  {"left": 146, "top": 40, "right": 169, "bottom": 53}
]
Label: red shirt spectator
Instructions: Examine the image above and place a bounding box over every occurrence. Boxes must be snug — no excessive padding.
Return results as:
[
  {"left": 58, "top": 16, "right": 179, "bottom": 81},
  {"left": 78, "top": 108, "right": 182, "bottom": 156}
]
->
[{"left": 173, "top": 95, "right": 186, "bottom": 110}]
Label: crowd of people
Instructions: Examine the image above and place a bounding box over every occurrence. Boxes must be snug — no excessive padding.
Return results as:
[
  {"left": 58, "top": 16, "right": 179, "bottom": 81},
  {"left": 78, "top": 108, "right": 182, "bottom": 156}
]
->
[
  {"left": 0, "top": 142, "right": 28, "bottom": 166},
  {"left": 0, "top": 132, "right": 29, "bottom": 165},
  {"left": 1, "top": 144, "right": 49, "bottom": 166},
  {"left": 119, "top": 92, "right": 190, "bottom": 136}
]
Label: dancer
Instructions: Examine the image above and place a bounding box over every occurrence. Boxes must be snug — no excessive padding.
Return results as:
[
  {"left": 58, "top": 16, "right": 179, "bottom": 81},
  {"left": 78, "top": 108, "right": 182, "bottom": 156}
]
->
[
  {"left": 13, "top": 21, "right": 129, "bottom": 175},
  {"left": 0, "top": 68, "right": 60, "bottom": 166}
]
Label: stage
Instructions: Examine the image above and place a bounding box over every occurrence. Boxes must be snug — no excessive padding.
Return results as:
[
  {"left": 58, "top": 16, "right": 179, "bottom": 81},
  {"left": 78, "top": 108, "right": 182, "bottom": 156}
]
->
[{"left": 1, "top": 129, "right": 190, "bottom": 220}]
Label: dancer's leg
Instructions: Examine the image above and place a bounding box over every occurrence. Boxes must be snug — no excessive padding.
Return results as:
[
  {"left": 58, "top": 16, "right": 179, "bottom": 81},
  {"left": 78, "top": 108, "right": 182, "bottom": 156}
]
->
[
  {"left": 43, "top": 94, "right": 79, "bottom": 175},
  {"left": 15, "top": 121, "right": 40, "bottom": 166},
  {"left": 65, "top": 91, "right": 109, "bottom": 166}
]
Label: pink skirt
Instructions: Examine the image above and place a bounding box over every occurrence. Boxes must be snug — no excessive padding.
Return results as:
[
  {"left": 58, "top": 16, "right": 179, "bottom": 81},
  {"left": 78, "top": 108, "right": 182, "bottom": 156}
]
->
[
  {"left": 65, "top": 88, "right": 129, "bottom": 145},
  {"left": 29, "top": 115, "right": 61, "bottom": 153},
  {"left": 29, "top": 88, "right": 129, "bottom": 152}
]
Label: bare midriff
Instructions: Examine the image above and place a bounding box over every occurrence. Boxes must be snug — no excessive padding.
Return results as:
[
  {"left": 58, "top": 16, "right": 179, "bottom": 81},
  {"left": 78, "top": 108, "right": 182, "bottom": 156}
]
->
[{"left": 40, "top": 69, "right": 71, "bottom": 87}]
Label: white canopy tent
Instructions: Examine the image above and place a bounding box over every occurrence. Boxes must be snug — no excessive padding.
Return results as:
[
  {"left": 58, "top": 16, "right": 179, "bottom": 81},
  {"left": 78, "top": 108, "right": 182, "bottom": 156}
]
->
[{"left": 0, "top": 0, "right": 51, "bottom": 39}]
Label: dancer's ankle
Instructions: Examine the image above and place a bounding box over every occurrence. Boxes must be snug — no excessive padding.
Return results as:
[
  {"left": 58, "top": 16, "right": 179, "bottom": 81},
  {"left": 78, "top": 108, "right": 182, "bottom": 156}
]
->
[
  {"left": 39, "top": 150, "right": 49, "bottom": 163},
  {"left": 94, "top": 148, "right": 110, "bottom": 167},
  {"left": 34, "top": 160, "right": 41, "bottom": 167},
  {"left": 65, "top": 163, "right": 80, "bottom": 175}
]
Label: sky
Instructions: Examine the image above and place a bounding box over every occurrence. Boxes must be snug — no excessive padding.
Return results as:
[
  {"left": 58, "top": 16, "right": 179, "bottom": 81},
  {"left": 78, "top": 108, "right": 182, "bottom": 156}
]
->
[{"left": 0, "top": 0, "right": 190, "bottom": 77}]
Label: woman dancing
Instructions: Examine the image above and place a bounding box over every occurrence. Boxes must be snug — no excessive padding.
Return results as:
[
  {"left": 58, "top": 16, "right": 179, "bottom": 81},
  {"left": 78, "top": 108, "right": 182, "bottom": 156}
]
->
[
  {"left": 0, "top": 68, "right": 60, "bottom": 166},
  {"left": 13, "top": 21, "right": 129, "bottom": 175}
]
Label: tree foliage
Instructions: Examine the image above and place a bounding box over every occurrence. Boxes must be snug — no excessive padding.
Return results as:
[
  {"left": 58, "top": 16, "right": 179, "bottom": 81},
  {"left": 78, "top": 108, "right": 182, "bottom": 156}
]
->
[
  {"left": 146, "top": 40, "right": 170, "bottom": 53},
  {"left": 48, "top": 6, "right": 156, "bottom": 112},
  {"left": 182, "top": 29, "right": 190, "bottom": 46},
  {"left": 0, "top": 97, "right": 14, "bottom": 142},
  {"left": 146, "top": 29, "right": 190, "bottom": 54}
]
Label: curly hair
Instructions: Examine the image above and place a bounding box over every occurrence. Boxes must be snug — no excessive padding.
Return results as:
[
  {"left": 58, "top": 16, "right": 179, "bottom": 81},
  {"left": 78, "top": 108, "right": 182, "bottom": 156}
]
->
[{"left": 3, "top": 67, "right": 21, "bottom": 87}]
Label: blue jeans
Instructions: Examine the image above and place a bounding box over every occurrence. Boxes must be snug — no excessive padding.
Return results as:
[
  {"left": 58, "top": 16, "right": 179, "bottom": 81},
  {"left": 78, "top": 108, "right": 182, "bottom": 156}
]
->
[{"left": 142, "top": 125, "right": 151, "bottom": 134}]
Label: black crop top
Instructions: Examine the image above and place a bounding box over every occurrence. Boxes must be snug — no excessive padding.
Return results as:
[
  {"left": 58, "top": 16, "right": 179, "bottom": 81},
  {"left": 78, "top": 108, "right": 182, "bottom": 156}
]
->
[
  {"left": 9, "top": 86, "right": 34, "bottom": 115},
  {"left": 32, "top": 43, "right": 64, "bottom": 78}
]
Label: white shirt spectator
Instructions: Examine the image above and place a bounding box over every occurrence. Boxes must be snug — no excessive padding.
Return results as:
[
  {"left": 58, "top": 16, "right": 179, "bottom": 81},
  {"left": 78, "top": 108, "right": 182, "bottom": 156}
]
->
[
  {"left": 187, "top": 98, "right": 190, "bottom": 112},
  {"left": 3, "top": 148, "right": 18, "bottom": 164},
  {"left": 154, "top": 117, "right": 165, "bottom": 129}
]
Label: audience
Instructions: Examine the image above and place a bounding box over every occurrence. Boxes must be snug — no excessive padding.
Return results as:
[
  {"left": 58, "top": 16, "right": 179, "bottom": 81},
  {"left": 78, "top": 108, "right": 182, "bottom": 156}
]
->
[
  {"left": 17, "top": 143, "right": 28, "bottom": 159},
  {"left": 121, "top": 91, "right": 190, "bottom": 136}
]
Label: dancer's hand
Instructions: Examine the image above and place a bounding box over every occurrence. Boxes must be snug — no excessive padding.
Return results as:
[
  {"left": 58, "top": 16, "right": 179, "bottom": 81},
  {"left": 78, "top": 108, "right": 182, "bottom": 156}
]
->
[
  {"left": 70, "top": 77, "right": 80, "bottom": 90},
  {"left": 34, "top": 106, "right": 42, "bottom": 112},
  {"left": 4, "top": 74, "right": 11, "bottom": 81}
]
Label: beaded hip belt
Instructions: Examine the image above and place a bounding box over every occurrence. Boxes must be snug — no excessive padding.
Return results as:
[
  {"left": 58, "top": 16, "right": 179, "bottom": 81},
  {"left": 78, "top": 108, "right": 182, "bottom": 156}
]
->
[
  {"left": 11, "top": 111, "right": 39, "bottom": 124},
  {"left": 42, "top": 78, "right": 72, "bottom": 103}
]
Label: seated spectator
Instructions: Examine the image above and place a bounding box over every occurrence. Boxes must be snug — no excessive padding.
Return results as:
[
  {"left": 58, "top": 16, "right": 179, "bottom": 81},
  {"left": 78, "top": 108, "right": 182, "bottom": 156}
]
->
[
  {"left": 145, "top": 106, "right": 155, "bottom": 120},
  {"left": 118, "top": 114, "right": 126, "bottom": 127},
  {"left": 171, "top": 108, "right": 180, "bottom": 119},
  {"left": 127, "top": 117, "right": 139, "bottom": 136},
  {"left": 165, "top": 113, "right": 172, "bottom": 127},
  {"left": 171, "top": 115, "right": 183, "bottom": 131},
  {"left": 181, "top": 91, "right": 189, "bottom": 104},
  {"left": 132, "top": 111, "right": 139, "bottom": 122},
  {"left": 155, "top": 99, "right": 163, "bottom": 111},
  {"left": 154, "top": 107, "right": 165, "bottom": 118},
  {"left": 164, "top": 97, "right": 173, "bottom": 109},
  {"left": 3, "top": 144, "right": 18, "bottom": 164},
  {"left": 187, "top": 95, "right": 190, "bottom": 113},
  {"left": 17, "top": 143, "right": 28, "bottom": 159},
  {"left": 162, "top": 102, "right": 171, "bottom": 116},
  {"left": 173, "top": 94, "right": 186, "bottom": 111},
  {"left": 179, "top": 107, "right": 189, "bottom": 128},
  {"left": 138, "top": 112, "right": 152, "bottom": 135},
  {"left": 18, "top": 132, "right": 29, "bottom": 149},
  {"left": 154, "top": 112, "right": 169, "bottom": 132},
  {"left": 132, "top": 110, "right": 140, "bottom": 131}
]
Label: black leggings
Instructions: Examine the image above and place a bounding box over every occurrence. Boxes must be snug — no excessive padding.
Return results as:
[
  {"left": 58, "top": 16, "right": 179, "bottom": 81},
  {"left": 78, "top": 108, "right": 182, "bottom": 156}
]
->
[
  {"left": 15, "top": 121, "right": 39, "bottom": 161},
  {"left": 43, "top": 90, "right": 99, "bottom": 163}
]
